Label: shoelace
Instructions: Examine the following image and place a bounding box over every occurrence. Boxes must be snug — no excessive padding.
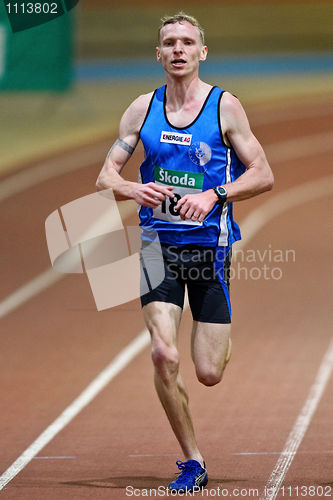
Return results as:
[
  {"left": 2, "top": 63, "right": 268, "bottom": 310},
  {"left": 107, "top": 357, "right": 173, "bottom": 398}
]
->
[{"left": 174, "top": 460, "right": 198, "bottom": 477}]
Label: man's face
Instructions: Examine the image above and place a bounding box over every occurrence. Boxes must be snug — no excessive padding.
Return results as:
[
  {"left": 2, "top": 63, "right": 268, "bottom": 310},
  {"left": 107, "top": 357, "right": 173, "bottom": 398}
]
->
[{"left": 156, "top": 21, "right": 207, "bottom": 78}]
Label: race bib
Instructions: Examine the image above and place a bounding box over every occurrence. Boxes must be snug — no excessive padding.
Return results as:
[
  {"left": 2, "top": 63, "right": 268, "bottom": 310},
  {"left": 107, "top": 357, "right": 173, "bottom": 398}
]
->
[{"left": 153, "top": 166, "right": 204, "bottom": 226}]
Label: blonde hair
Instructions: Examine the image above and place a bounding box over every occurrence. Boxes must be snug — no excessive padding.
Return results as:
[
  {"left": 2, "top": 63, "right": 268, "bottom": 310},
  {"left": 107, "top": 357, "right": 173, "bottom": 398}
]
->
[{"left": 158, "top": 12, "right": 205, "bottom": 45}]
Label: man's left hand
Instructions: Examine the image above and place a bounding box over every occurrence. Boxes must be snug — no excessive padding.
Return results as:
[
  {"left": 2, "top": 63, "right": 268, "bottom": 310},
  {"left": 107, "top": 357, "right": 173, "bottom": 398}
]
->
[{"left": 175, "top": 189, "right": 218, "bottom": 223}]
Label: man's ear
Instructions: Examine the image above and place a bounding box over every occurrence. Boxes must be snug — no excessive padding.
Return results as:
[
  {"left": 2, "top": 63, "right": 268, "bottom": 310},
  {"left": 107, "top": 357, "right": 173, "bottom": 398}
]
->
[
  {"left": 200, "top": 45, "right": 208, "bottom": 62},
  {"left": 156, "top": 47, "right": 161, "bottom": 62}
]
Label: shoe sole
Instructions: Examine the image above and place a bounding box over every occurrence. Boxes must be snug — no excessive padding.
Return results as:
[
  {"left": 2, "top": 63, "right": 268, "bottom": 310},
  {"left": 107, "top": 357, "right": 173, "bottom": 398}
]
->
[{"left": 169, "top": 472, "right": 208, "bottom": 493}]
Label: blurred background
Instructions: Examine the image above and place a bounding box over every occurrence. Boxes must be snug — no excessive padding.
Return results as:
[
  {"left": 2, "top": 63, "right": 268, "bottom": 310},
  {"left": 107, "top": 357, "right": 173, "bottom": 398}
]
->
[
  {"left": 1, "top": 3, "right": 332, "bottom": 493},
  {"left": 0, "top": 0, "right": 332, "bottom": 175}
]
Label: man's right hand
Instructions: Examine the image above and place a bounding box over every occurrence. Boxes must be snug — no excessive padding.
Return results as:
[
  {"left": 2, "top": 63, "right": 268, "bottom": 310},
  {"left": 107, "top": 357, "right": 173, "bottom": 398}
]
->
[{"left": 132, "top": 182, "right": 174, "bottom": 208}]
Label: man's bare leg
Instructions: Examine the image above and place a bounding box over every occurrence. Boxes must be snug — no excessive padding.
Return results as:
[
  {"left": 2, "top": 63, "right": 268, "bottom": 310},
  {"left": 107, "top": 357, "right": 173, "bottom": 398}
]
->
[
  {"left": 191, "top": 321, "right": 231, "bottom": 386},
  {"left": 143, "top": 301, "right": 204, "bottom": 466}
]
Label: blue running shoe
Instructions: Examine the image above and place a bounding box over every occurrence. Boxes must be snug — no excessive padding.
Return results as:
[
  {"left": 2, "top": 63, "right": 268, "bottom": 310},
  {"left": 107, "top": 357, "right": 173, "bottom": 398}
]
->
[{"left": 168, "top": 459, "right": 208, "bottom": 492}]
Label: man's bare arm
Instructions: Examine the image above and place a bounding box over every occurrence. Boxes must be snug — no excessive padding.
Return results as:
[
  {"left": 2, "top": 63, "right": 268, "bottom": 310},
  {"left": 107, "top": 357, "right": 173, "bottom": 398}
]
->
[
  {"left": 106, "top": 138, "right": 135, "bottom": 158},
  {"left": 218, "top": 92, "right": 274, "bottom": 201},
  {"left": 96, "top": 93, "right": 174, "bottom": 208}
]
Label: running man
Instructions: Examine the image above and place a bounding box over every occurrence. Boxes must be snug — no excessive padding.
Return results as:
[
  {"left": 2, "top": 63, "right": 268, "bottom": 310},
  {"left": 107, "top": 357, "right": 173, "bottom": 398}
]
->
[{"left": 96, "top": 12, "right": 273, "bottom": 492}]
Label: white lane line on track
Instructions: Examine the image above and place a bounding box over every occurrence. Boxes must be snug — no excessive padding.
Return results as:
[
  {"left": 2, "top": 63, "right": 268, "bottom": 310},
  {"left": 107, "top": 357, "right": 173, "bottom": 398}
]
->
[
  {"left": 1, "top": 175, "right": 332, "bottom": 490},
  {"left": 0, "top": 268, "right": 60, "bottom": 319},
  {"left": 0, "top": 142, "right": 108, "bottom": 203},
  {"left": 1, "top": 130, "right": 333, "bottom": 319},
  {"left": 248, "top": 103, "right": 333, "bottom": 127},
  {"left": 0, "top": 200, "right": 136, "bottom": 319},
  {"left": 234, "top": 451, "right": 333, "bottom": 456},
  {"left": 237, "top": 175, "right": 333, "bottom": 246},
  {"left": 1, "top": 126, "right": 333, "bottom": 203},
  {"left": 1, "top": 175, "right": 332, "bottom": 319},
  {"left": 128, "top": 454, "right": 178, "bottom": 458},
  {"left": 265, "top": 130, "right": 333, "bottom": 164},
  {"left": 31, "top": 456, "right": 76, "bottom": 460},
  {"left": 130, "top": 451, "right": 333, "bottom": 458},
  {"left": 0, "top": 329, "right": 150, "bottom": 490},
  {"left": 260, "top": 337, "right": 333, "bottom": 500}
]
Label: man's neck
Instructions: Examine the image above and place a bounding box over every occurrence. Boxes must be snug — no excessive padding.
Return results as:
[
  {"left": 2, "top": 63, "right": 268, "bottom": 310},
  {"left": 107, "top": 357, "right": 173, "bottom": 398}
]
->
[{"left": 165, "top": 74, "right": 210, "bottom": 110}]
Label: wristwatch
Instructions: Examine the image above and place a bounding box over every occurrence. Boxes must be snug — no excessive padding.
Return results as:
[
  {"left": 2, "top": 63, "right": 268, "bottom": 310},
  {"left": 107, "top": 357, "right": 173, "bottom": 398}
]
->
[{"left": 213, "top": 185, "right": 228, "bottom": 205}]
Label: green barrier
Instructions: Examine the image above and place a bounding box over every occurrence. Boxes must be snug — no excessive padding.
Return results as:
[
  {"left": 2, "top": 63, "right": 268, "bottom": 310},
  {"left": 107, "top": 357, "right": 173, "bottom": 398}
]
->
[{"left": 0, "top": 2, "right": 73, "bottom": 91}]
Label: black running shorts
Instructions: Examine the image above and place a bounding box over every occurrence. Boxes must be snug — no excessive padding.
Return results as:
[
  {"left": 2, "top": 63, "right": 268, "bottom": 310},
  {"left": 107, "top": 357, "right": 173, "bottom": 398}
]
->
[{"left": 140, "top": 243, "right": 232, "bottom": 324}]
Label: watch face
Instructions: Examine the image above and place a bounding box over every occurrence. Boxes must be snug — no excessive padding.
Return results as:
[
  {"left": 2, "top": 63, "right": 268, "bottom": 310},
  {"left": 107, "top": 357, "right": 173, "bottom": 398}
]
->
[{"left": 217, "top": 186, "right": 227, "bottom": 198}]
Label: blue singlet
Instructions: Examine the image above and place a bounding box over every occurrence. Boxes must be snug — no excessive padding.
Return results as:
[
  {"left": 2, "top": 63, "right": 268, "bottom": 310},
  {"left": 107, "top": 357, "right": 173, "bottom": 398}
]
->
[{"left": 139, "top": 85, "right": 246, "bottom": 247}]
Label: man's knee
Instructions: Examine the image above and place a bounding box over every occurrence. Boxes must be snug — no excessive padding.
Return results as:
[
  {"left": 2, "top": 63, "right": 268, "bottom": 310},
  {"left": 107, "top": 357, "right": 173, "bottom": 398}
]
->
[
  {"left": 196, "top": 348, "right": 232, "bottom": 386},
  {"left": 196, "top": 367, "right": 223, "bottom": 387},
  {"left": 151, "top": 343, "right": 179, "bottom": 382}
]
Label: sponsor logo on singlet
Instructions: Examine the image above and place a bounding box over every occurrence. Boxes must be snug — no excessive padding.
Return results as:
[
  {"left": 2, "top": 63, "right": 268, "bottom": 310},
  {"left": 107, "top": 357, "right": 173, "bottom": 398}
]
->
[
  {"left": 160, "top": 131, "right": 192, "bottom": 146},
  {"left": 189, "top": 141, "right": 212, "bottom": 166},
  {"left": 153, "top": 166, "right": 204, "bottom": 225},
  {"left": 155, "top": 166, "right": 203, "bottom": 189}
]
